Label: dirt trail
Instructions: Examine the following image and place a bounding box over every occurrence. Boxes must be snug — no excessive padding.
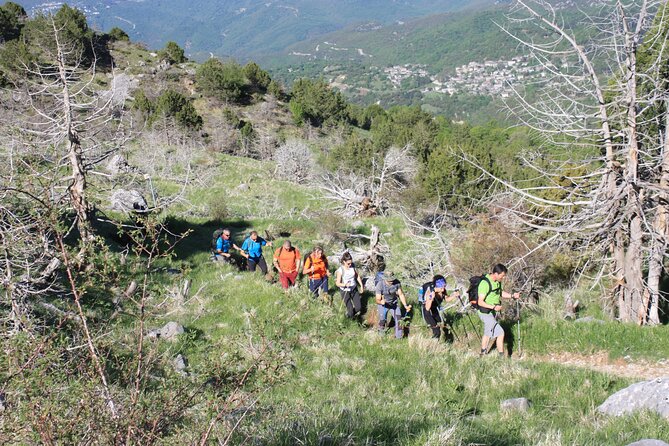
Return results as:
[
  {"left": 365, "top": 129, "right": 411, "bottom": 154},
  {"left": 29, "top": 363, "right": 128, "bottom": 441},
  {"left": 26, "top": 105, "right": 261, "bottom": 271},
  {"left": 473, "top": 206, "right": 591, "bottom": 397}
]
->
[{"left": 524, "top": 351, "right": 669, "bottom": 380}]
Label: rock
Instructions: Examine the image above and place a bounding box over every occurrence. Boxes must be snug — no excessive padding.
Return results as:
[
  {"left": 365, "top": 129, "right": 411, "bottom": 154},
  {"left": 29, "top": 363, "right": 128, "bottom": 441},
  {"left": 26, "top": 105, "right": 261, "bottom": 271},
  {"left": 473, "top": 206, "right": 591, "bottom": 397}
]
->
[
  {"left": 500, "top": 397, "right": 531, "bottom": 412},
  {"left": 383, "top": 232, "right": 392, "bottom": 238},
  {"left": 364, "top": 277, "right": 376, "bottom": 290},
  {"left": 147, "top": 321, "right": 184, "bottom": 341},
  {"left": 172, "top": 354, "right": 188, "bottom": 376},
  {"left": 234, "top": 275, "right": 243, "bottom": 280},
  {"left": 574, "top": 316, "right": 605, "bottom": 324},
  {"left": 237, "top": 183, "right": 250, "bottom": 191},
  {"left": 351, "top": 220, "right": 365, "bottom": 229},
  {"left": 327, "top": 256, "right": 340, "bottom": 267},
  {"left": 598, "top": 377, "right": 669, "bottom": 419},
  {"left": 626, "top": 441, "right": 669, "bottom": 446},
  {"left": 110, "top": 189, "right": 148, "bottom": 213},
  {"left": 106, "top": 154, "right": 130, "bottom": 176},
  {"left": 0, "top": 392, "right": 5, "bottom": 412}
]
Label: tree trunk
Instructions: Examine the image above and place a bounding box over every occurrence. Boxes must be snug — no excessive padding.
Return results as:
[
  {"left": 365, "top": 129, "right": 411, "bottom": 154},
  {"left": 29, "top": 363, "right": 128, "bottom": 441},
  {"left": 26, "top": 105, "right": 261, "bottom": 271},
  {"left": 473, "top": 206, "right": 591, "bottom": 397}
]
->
[
  {"left": 53, "top": 20, "right": 91, "bottom": 241},
  {"left": 646, "top": 103, "right": 669, "bottom": 325},
  {"left": 623, "top": 214, "right": 645, "bottom": 323}
]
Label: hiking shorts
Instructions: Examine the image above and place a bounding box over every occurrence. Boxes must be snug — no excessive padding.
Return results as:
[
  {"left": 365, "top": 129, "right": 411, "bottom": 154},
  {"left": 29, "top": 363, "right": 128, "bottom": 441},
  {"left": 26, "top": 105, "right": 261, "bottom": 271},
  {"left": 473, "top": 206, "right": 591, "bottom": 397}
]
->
[
  {"left": 478, "top": 311, "right": 504, "bottom": 338},
  {"left": 279, "top": 271, "right": 298, "bottom": 289}
]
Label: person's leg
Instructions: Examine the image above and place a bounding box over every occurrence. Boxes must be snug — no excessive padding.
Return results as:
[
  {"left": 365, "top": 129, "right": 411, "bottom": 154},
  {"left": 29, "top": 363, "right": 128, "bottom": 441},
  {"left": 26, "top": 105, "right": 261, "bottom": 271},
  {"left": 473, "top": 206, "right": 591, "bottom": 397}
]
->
[
  {"left": 309, "top": 279, "right": 319, "bottom": 297},
  {"left": 247, "top": 259, "right": 257, "bottom": 272},
  {"left": 422, "top": 306, "right": 440, "bottom": 339},
  {"left": 478, "top": 312, "right": 492, "bottom": 355},
  {"left": 342, "top": 290, "right": 354, "bottom": 318},
  {"left": 393, "top": 306, "right": 403, "bottom": 339},
  {"left": 257, "top": 257, "right": 268, "bottom": 275},
  {"left": 351, "top": 288, "right": 362, "bottom": 315},
  {"left": 493, "top": 323, "right": 505, "bottom": 355},
  {"left": 377, "top": 304, "right": 388, "bottom": 332},
  {"left": 286, "top": 271, "right": 298, "bottom": 287},
  {"left": 279, "top": 272, "right": 290, "bottom": 289}
]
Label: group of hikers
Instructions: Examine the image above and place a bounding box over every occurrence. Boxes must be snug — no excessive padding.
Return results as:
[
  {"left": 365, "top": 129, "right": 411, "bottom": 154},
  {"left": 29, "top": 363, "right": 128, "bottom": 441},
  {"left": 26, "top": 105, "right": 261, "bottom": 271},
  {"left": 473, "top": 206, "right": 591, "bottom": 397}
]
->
[{"left": 212, "top": 229, "right": 522, "bottom": 357}]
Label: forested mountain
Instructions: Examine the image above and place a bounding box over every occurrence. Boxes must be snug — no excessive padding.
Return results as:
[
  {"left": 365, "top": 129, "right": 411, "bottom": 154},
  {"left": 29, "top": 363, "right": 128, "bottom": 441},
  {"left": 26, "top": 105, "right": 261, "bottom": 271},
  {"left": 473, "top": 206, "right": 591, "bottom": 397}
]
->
[{"left": 17, "top": 0, "right": 498, "bottom": 59}]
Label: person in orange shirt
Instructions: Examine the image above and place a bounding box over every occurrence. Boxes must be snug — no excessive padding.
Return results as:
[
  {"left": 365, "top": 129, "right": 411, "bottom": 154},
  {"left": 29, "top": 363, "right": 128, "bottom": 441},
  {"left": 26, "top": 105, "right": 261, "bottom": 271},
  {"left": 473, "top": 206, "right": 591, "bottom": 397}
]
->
[
  {"left": 272, "top": 240, "right": 301, "bottom": 291},
  {"left": 303, "top": 245, "right": 330, "bottom": 299}
]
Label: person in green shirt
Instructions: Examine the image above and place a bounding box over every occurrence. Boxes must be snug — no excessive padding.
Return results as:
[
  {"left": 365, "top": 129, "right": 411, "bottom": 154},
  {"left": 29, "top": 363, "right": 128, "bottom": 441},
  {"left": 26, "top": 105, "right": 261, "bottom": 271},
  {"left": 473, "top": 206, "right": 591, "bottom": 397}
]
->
[{"left": 477, "top": 263, "right": 520, "bottom": 357}]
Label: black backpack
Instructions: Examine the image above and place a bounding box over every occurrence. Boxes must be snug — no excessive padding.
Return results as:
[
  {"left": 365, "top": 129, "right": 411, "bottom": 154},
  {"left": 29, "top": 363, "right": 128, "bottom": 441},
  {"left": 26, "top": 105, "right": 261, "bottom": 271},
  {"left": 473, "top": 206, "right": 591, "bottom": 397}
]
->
[
  {"left": 467, "top": 275, "right": 499, "bottom": 312},
  {"left": 211, "top": 228, "right": 225, "bottom": 252}
]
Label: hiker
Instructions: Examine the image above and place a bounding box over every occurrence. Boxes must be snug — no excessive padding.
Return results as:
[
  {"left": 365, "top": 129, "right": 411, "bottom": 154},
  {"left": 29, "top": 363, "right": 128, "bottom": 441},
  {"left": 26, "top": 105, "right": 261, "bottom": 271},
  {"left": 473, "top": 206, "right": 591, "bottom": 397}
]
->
[
  {"left": 477, "top": 263, "right": 520, "bottom": 357},
  {"left": 240, "top": 231, "right": 273, "bottom": 275},
  {"left": 272, "top": 240, "right": 301, "bottom": 290},
  {"left": 303, "top": 246, "right": 330, "bottom": 298},
  {"left": 420, "top": 275, "right": 460, "bottom": 339},
  {"left": 375, "top": 271, "right": 412, "bottom": 339},
  {"left": 212, "top": 228, "right": 240, "bottom": 263},
  {"left": 335, "top": 252, "right": 364, "bottom": 319}
]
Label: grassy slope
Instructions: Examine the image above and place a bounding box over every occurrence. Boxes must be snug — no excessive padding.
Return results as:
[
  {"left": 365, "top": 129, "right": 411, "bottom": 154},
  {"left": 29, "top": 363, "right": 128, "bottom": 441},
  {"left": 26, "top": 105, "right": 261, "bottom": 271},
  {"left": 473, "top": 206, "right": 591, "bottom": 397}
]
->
[{"left": 157, "top": 154, "right": 668, "bottom": 445}]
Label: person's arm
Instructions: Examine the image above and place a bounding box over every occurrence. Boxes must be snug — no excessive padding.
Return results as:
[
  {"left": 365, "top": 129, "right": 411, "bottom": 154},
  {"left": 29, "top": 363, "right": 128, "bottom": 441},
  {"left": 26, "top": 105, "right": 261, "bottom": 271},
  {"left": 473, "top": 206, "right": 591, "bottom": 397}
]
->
[
  {"left": 215, "top": 237, "right": 223, "bottom": 255},
  {"left": 397, "top": 287, "right": 412, "bottom": 312},
  {"left": 502, "top": 290, "right": 520, "bottom": 300},
  {"left": 375, "top": 292, "right": 385, "bottom": 305},
  {"left": 240, "top": 239, "right": 250, "bottom": 259},
  {"left": 356, "top": 270, "right": 364, "bottom": 292},
  {"left": 231, "top": 243, "right": 241, "bottom": 251},
  {"left": 424, "top": 288, "right": 434, "bottom": 311},
  {"left": 272, "top": 249, "right": 281, "bottom": 271},
  {"left": 478, "top": 293, "right": 500, "bottom": 311},
  {"left": 303, "top": 257, "right": 313, "bottom": 274},
  {"left": 335, "top": 269, "right": 345, "bottom": 288},
  {"left": 444, "top": 290, "right": 460, "bottom": 303}
]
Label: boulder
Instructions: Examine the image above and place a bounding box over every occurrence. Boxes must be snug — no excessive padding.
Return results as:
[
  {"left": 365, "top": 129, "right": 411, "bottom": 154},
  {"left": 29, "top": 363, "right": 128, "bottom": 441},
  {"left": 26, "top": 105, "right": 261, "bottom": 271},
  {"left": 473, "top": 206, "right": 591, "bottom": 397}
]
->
[
  {"left": 500, "top": 397, "right": 531, "bottom": 412},
  {"left": 106, "top": 154, "right": 130, "bottom": 176},
  {"left": 110, "top": 189, "right": 148, "bottom": 213},
  {"left": 237, "top": 183, "right": 250, "bottom": 191},
  {"left": 172, "top": 354, "right": 188, "bottom": 376},
  {"left": 574, "top": 316, "right": 605, "bottom": 324},
  {"left": 351, "top": 220, "right": 365, "bottom": 229},
  {"left": 147, "top": 321, "right": 184, "bottom": 341},
  {"left": 626, "top": 441, "right": 669, "bottom": 446},
  {"left": 598, "top": 377, "right": 669, "bottom": 419}
]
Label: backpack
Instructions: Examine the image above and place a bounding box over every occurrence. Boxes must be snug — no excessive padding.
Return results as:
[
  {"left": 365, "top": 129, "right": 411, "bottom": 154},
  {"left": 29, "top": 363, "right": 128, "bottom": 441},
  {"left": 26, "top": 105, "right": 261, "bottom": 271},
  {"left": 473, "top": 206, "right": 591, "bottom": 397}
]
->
[
  {"left": 418, "top": 282, "right": 433, "bottom": 304},
  {"left": 374, "top": 271, "right": 385, "bottom": 287},
  {"left": 467, "top": 275, "right": 500, "bottom": 313},
  {"left": 211, "top": 228, "right": 225, "bottom": 251}
]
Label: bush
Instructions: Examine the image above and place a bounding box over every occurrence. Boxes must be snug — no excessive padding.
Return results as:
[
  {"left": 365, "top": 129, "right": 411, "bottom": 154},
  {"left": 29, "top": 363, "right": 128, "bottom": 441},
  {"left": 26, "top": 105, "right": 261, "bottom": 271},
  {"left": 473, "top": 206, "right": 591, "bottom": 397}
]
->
[
  {"left": 208, "top": 197, "right": 229, "bottom": 222},
  {"left": 243, "top": 61, "right": 271, "bottom": 90},
  {"left": 273, "top": 140, "right": 315, "bottom": 184},
  {"left": 158, "top": 41, "right": 186, "bottom": 64},
  {"left": 153, "top": 89, "right": 203, "bottom": 130},
  {"left": 196, "top": 58, "right": 246, "bottom": 103},
  {"left": 108, "top": 26, "right": 129, "bottom": 42},
  {"left": 289, "top": 78, "right": 351, "bottom": 127}
]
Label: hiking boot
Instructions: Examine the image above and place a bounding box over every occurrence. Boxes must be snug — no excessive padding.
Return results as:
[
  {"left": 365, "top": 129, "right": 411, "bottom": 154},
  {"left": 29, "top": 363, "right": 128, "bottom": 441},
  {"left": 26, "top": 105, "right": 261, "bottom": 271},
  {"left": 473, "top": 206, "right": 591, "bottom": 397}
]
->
[{"left": 479, "top": 349, "right": 487, "bottom": 357}]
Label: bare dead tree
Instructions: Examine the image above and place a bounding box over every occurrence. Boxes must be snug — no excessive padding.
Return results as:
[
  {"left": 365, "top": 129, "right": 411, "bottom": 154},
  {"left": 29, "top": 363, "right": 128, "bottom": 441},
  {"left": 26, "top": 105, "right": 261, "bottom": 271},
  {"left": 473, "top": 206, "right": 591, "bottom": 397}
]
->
[
  {"left": 489, "top": 0, "right": 669, "bottom": 324},
  {"left": 319, "top": 144, "right": 418, "bottom": 217}
]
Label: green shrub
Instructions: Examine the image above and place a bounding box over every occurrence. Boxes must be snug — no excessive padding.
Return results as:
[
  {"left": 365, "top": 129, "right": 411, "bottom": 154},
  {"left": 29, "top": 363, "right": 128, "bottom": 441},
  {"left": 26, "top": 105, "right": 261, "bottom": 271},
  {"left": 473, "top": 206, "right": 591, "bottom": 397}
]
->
[
  {"left": 158, "top": 41, "right": 186, "bottom": 64},
  {"left": 196, "top": 58, "right": 246, "bottom": 103},
  {"left": 107, "top": 26, "right": 129, "bottom": 42}
]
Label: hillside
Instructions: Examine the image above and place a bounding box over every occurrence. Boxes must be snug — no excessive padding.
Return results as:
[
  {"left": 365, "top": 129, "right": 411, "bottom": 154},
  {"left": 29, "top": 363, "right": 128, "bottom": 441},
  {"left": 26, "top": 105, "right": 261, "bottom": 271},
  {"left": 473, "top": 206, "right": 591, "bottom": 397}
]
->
[{"left": 2, "top": 2, "right": 669, "bottom": 444}]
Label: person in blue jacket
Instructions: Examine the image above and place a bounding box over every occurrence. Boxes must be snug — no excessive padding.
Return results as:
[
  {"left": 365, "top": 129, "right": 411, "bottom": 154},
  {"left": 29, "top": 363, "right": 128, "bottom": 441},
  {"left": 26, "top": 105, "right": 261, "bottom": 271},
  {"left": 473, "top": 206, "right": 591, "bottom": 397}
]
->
[
  {"left": 213, "top": 228, "right": 241, "bottom": 263},
  {"left": 240, "top": 231, "right": 273, "bottom": 275}
]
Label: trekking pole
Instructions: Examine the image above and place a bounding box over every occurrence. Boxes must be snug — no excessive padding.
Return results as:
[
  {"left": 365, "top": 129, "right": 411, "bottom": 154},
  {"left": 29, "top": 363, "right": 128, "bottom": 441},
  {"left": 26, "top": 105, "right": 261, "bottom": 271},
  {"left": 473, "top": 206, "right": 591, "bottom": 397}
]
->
[
  {"left": 516, "top": 298, "right": 522, "bottom": 358},
  {"left": 455, "top": 293, "right": 481, "bottom": 343}
]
